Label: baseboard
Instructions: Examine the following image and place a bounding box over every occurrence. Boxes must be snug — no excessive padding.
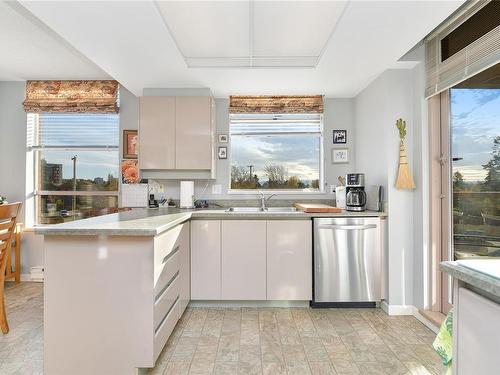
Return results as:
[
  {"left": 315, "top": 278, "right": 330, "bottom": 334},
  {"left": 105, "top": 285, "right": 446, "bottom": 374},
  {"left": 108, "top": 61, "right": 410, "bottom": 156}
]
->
[
  {"left": 189, "top": 300, "right": 310, "bottom": 308},
  {"left": 380, "top": 301, "right": 417, "bottom": 315},
  {"left": 20, "top": 274, "right": 44, "bottom": 282},
  {"left": 414, "top": 310, "right": 440, "bottom": 334}
]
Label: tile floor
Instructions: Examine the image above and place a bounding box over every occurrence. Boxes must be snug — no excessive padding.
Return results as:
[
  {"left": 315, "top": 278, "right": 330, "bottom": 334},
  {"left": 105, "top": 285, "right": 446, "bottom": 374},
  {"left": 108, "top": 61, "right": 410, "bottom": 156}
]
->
[{"left": 0, "top": 282, "right": 445, "bottom": 375}]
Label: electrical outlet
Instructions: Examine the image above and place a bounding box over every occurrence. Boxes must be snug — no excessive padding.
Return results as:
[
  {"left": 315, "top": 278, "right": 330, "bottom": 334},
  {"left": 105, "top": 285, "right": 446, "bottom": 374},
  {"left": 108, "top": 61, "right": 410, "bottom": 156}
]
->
[
  {"left": 329, "top": 185, "right": 336, "bottom": 194},
  {"left": 157, "top": 184, "right": 165, "bottom": 193},
  {"left": 212, "top": 184, "right": 222, "bottom": 195}
]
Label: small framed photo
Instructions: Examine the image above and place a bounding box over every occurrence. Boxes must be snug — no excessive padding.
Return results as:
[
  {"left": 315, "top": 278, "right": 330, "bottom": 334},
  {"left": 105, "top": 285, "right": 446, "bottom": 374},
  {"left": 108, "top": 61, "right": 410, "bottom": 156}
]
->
[
  {"left": 332, "top": 148, "right": 349, "bottom": 164},
  {"left": 123, "top": 130, "right": 138, "bottom": 159},
  {"left": 333, "top": 129, "right": 347, "bottom": 144},
  {"left": 218, "top": 147, "right": 227, "bottom": 159},
  {"left": 218, "top": 134, "right": 228, "bottom": 143}
]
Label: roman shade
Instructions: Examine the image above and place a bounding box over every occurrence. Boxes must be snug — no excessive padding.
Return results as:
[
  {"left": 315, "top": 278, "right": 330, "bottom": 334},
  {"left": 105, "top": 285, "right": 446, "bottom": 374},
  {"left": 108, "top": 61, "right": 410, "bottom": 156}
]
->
[
  {"left": 425, "top": 0, "right": 500, "bottom": 98},
  {"left": 23, "top": 80, "right": 119, "bottom": 113},
  {"left": 229, "top": 95, "right": 323, "bottom": 114}
]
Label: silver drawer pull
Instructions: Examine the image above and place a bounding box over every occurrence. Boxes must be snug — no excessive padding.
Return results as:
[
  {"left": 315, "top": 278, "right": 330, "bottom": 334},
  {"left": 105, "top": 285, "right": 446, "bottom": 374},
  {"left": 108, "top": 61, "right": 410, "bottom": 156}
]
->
[
  {"left": 162, "top": 245, "right": 180, "bottom": 264},
  {"left": 155, "top": 296, "right": 180, "bottom": 334},
  {"left": 155, "top": 271, "right": 179, "bottom": 302},
  {"left": 318, "top": 224, "right": 377, "bottom": 230}
]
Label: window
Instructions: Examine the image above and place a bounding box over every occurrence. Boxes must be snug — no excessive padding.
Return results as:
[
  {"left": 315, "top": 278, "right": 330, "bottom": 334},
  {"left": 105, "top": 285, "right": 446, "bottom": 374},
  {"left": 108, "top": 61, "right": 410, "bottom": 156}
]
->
[
  {"left": 229, "top": 113, "right": 323, "bottom": 191},
  {"left": 27, "top": 113, "right": 119, "bottom": 224}
]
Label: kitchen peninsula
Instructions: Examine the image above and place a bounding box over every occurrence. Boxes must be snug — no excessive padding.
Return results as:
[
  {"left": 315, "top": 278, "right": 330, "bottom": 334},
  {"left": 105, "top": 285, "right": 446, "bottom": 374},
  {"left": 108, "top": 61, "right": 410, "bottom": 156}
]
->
[{"left": 36, "top": 207, "right": 386, "bottom": 375}]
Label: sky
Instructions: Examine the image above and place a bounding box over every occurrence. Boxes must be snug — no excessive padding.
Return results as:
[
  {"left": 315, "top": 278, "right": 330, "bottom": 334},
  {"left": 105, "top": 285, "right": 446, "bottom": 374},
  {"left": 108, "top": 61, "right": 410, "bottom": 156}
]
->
[
  {"left": 451, "top": 88, "right": 500, "bottom": 182},
  {"left": 231, "top": 134, "right": 320, "bottom": 183}
]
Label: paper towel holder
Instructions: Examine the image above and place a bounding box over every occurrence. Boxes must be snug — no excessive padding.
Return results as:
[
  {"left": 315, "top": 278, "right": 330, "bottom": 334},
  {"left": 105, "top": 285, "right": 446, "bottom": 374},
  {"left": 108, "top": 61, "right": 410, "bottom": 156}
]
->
[{"left": 180, "top": 181, "right": 195, "bottom": 209}]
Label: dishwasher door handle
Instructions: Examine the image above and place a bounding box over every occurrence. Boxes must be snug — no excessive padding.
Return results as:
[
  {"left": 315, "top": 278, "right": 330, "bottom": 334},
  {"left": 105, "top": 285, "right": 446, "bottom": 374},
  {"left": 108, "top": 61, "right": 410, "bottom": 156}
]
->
[{"left": 317, "top": 224, "right": 377, "bottom": 230}]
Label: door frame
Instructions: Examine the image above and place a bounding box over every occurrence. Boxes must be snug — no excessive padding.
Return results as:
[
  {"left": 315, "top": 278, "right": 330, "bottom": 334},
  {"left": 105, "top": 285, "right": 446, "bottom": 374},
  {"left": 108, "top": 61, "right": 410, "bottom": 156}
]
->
[{"left": 428, "top": 91, "right": 453, "bottom": 314}]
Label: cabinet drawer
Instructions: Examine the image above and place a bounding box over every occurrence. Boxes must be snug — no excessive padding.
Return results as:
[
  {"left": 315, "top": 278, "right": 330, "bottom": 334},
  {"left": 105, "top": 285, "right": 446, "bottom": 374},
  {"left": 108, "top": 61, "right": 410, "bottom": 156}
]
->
[
  {"left": 154, "top": 246, "right": 180, "bottom": 297},
  {"left": 154, "top": 272, "right": 180, "bottom": 331},
  {"left": 154, "top": 298, "right": 180, "bottom": 361},
  {"left": 154, "top": 225, "right": 183, "bottom": 268}
]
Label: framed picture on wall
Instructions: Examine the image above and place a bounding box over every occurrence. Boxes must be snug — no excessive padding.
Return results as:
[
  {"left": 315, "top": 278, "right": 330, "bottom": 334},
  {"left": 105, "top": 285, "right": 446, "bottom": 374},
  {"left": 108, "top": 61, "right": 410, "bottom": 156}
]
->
[
  {"left": 333, "top": 129, "right": 347, "bottom": 144},
  {"left": 218, "top": 147, "right": 227, "bottom": 159},
  {"left": 123, "top": 130, "right": 138, "bottom": 159},
  {"left": 332, "top": 148, "right": 349, "bottom": 164}
]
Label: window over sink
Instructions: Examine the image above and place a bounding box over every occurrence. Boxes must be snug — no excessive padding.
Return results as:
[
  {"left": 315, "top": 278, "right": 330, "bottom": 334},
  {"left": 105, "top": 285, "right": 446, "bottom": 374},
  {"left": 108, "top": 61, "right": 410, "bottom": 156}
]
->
[
  {"left": 27, "top": 113, "right": 119, "bottom": 225},
  {"left": 229, "top": 113, "right": 323, "bottom": 192}
]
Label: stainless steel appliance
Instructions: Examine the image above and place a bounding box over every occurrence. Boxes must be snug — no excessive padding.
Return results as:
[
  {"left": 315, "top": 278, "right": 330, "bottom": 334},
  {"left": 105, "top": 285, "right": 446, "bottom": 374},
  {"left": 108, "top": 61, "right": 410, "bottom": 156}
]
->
[
  {"left": 346, "top": 173, "right": 366, "bottom": 212},
  {"left": 312, "top": 217, "right": 381, "bottom": 307}
]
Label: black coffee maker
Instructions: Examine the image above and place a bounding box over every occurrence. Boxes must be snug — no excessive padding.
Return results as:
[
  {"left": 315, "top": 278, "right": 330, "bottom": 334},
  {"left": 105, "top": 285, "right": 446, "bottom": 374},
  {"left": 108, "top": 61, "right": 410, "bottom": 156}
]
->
[{"left": 346, "top": 173, "right": 366, "bottom": 211}]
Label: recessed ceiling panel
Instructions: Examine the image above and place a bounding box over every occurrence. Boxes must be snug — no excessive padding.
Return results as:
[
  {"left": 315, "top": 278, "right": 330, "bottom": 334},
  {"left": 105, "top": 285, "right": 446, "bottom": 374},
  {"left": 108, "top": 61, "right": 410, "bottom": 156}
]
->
[
  {"left": 156, "top": 1, "right": 250, "bottom": 58},
  {"left": 252, "top": 1, "right": 347, "bottom": 57}
]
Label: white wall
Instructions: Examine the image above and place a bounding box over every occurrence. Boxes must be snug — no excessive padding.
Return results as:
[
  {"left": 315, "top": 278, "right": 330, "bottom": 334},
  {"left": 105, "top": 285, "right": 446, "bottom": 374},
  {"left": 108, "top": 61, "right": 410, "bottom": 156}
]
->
[
  {"left": 0, "top": 83, "right": 138, "bottom": 275},
  {"left": 151, "top": 97, "right": 356, "bottom": 202},
  {"left": 355, "top": 69, "right": 417, "bottom": 308}
]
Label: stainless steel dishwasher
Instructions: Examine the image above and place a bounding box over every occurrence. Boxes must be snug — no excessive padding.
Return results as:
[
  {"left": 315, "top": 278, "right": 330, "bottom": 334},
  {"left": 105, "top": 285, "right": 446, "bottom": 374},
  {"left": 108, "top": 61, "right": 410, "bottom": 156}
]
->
[{"left": 312, "top": 217, "right": 381, "bottom": 307}]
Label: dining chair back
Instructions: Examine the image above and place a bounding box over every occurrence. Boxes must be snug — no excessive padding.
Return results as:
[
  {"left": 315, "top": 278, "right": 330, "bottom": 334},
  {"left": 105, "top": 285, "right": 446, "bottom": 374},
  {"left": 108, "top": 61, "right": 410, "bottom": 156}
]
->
[{"left": 0, "top": 202, "right": 22, "bottom": 334}]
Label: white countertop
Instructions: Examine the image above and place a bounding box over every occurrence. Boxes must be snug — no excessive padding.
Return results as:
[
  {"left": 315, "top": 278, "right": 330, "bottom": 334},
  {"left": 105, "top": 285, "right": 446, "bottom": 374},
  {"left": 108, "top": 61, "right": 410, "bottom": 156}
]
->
[{"left": 34, "top": 207, "right": 386, "bottom": 236}]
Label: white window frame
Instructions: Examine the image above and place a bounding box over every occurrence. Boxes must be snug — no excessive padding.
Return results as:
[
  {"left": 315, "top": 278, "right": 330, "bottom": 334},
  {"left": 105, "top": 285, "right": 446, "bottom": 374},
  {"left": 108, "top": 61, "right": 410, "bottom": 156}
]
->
[
  {"left": 26, "top": 113, "right": 120, "bottom": 226},
  {"left": 227, "top": 113, "right": 324, "bottom": 194}
]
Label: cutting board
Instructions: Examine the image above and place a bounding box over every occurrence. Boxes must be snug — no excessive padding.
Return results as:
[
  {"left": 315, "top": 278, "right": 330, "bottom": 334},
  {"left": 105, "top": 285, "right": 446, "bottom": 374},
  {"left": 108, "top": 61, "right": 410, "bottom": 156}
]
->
[{"left": 294, "top": 203, "right": 342, "bottom": 213}]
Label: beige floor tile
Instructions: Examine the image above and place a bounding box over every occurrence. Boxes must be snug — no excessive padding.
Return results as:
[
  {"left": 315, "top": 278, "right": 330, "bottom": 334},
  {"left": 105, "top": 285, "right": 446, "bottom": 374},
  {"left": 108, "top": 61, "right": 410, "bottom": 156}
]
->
[
  {"left": 163, "top": 361, "right": 190, "bottom": 375},
  {"left": 287, "top": 361, "right": 313, "bottom": 375},
  {"left": 262, "top": 362, "right": 287, "bottom": 375},
  {"left": 189, "top": 360, "right": 215, "bottom": 375},
  {"left": 213, "top": 362, "right": 239, "bottom": 375},
  {"left": 2, "top": 284, "right": 445, "bottom": 375},
  {"left": 309, "top": 361, "right": 338, "bottom": 375}
]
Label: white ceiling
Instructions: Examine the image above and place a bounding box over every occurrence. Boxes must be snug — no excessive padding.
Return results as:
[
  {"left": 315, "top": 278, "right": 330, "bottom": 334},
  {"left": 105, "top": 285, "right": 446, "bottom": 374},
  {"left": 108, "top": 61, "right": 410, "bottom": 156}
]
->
[
  {"left": 0, "top": 1, "right": 108, "bottom": 81},
  {"left": 155, "top": 1, "right": 347, "bottom": 68},
  {"left": 8, "top": 1, "right": 465, "bottom": 97}
]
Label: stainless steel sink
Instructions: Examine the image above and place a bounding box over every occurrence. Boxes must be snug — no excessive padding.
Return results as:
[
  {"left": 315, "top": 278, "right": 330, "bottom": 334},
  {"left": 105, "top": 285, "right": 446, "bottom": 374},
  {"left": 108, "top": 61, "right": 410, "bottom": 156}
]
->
[
  {"left": 225, "top": 207, "right": 264, "bottom": 212},
  {"left": 225, "top": 207, "right": 298, "bottom": 213},
  {"left": 265, "top": 207, "right": 298, "bottom": 213}
]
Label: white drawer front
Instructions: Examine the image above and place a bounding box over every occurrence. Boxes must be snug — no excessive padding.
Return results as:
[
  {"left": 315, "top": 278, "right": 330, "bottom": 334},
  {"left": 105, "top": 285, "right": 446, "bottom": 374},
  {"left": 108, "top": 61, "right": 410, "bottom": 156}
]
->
[
  {"left": 154, "top": 247, "right": 180, "bottom": 297},
  {"left": 154, "top": 273, "right": 180, "bottom": 331},
  {"left": 154, "top": 298, "right": 180, "bottom": 361},
  {"left": 154, "top": 224, "right": 183, "bottom": 269}
]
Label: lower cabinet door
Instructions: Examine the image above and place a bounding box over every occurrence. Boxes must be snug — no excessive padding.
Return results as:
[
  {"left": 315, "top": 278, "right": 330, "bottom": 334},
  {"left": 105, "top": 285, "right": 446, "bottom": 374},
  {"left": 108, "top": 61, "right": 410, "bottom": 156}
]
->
[
  {"left": 267, "top": 220, "right": 312, "bottom": 300},
  {"left": 178, "top": 221, "right": 190, "bottom": 313},
  {"left": 191, "top": 220, "right": 221, "bottom": 299},
  {"left": 222, "top": 220, "right": 267, "bottom": 300}
]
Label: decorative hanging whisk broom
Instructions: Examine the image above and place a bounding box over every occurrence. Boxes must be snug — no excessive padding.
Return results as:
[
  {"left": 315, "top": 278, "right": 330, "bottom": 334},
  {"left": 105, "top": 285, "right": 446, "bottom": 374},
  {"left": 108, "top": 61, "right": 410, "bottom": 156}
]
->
[{"left": 395, "top": 118, "right": 415, "bottom": 190}]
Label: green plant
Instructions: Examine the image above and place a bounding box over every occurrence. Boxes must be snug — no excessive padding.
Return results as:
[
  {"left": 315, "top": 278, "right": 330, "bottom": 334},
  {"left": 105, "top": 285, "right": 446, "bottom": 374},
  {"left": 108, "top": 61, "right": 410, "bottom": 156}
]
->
[{"left": 396, "top": 118, "right": 407, "bottom": 140}]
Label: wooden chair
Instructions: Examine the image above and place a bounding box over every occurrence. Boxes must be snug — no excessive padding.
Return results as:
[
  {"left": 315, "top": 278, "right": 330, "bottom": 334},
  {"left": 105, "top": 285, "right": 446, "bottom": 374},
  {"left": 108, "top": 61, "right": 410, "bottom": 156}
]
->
[{"left": 0, "top": 202, "right": 21, "bottom": 334}]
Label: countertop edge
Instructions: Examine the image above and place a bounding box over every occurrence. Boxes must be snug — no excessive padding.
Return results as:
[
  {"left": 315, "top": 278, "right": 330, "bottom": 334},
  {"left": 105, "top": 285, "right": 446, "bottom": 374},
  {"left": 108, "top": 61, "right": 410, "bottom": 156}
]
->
[
  {"left": 440, "top": 261, "right": 500, "bottom": 299},
  {"left": 34, "top": 209, "right": 387, "bottom": 236}
]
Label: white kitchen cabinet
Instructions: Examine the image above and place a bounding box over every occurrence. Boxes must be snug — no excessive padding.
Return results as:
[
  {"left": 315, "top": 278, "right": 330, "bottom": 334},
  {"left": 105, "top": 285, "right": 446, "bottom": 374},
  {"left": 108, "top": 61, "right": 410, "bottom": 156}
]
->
[
  {"left": 222, "top": 220, "right": 267, "bottom": 300},
  {"left": 175, "top": 97, "right": 214, "bottom": 170},
  {"left": 454, "top": 285, "right": 500, "bottom": 375},
  {"left": 139, "top": 96, "right": 216, "bottom": 175},
  {"left": 178, "top": 221, "right": 190, "bottom": 312},
  {"left": 191, "top": 220, "right": 221, "bottom": 299},
  {"left": 266, "top": 220, "right": 312, "bottom": 300},
  {"left": 43, "top": 221, "right": 190, "bottom": 375},
  {"left": 139, "top": 96, "right": 175, "bottom": 170}
]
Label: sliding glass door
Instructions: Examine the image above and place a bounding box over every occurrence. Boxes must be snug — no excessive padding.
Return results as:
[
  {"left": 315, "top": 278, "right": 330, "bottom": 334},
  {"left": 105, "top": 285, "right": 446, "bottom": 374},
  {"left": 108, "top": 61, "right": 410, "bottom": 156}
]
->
[{"left": 449, "top": 65, "right": 500, "bottom": 260}]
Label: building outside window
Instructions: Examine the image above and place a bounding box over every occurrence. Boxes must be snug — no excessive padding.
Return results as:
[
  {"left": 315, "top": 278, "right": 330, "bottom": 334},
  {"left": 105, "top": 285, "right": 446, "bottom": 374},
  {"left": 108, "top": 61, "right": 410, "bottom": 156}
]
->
[
  {"left": 229, "top": 113, "right": 323, "bottom": 192},
  {"left": 27, "top": 113, "right": 119, "bottom": 224}
]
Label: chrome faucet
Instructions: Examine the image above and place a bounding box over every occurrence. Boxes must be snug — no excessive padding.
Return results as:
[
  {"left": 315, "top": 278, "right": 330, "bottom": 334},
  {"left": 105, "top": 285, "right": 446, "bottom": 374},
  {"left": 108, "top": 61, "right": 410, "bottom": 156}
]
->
[{"left": 259, "top": 191, "right": 277, "bottom": 210}]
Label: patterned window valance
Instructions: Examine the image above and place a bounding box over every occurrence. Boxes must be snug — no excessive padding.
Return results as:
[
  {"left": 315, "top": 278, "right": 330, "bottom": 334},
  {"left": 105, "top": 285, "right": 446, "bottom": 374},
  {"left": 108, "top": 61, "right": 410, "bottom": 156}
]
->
[
  {"left": 23, "top": 80, "right": 119, "bottom": 113},
  {"left": 229, "top": 95, "right": 323, "bottom": 114}
]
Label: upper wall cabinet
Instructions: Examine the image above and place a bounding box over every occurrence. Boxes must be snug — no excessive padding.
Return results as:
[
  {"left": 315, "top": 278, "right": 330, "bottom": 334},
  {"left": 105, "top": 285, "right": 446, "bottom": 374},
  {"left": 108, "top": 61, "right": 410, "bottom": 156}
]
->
[
  {"left": 139, "top": 97, "right": 176, "bottom": 170},
  {"left": 139, "top": 96, "right": 216, "bottom": 178}
]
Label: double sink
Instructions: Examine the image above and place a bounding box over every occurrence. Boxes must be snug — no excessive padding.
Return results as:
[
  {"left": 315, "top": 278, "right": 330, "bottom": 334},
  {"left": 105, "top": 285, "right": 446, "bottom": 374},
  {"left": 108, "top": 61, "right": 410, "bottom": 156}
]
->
[{"left": 225, "top": 207, "right": 299, "bottom": 213}]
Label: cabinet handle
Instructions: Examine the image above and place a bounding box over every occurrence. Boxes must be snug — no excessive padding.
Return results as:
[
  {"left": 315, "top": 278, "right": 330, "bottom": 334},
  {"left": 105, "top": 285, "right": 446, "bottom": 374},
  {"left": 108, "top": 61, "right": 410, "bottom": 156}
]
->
[
  {"left": 318, "top": 224, "right": 377, "bottom": 230},
  {"left": 162, "top": 245, "right": 180, "bottom": 264}
]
